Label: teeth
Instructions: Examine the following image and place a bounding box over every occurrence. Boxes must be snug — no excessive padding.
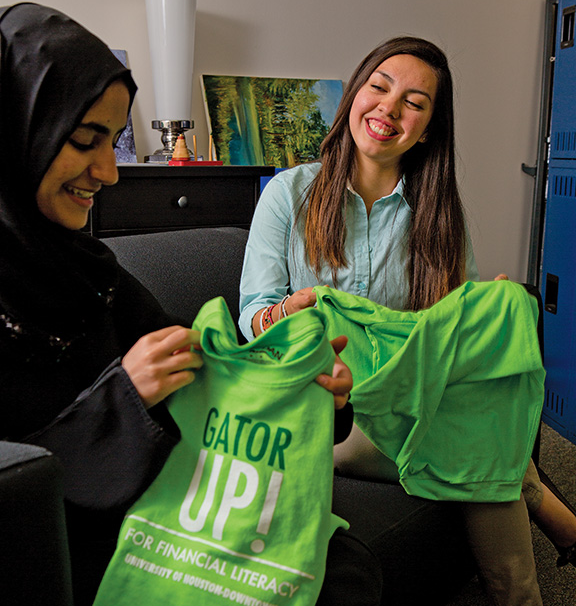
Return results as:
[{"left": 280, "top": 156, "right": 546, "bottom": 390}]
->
[
  {"left": 368, "top": 120, "right": 396, "bottom": 137},
  {"left": 64, "top": 185, "right": 94, "bottom": 199}
]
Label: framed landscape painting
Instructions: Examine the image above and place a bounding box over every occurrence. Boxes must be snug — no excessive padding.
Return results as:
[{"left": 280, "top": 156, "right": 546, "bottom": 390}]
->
[{"left": 202, "top": 74, "right": 343, "bottom": 168}]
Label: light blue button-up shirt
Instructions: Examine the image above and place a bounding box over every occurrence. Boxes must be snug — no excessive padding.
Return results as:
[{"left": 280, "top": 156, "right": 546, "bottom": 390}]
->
[{"left": 239, "top": 163, "right": 479, "bottom": 341}]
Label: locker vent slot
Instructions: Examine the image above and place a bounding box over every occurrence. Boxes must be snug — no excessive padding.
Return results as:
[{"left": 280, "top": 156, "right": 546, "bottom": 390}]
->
[
  {"left": 545, "top": 389, "right": 565, "bottom": 417},
  {"left": 561, "top": 5, "right": 575, "bottom": 49},
  {"left": 552, "top": 173, "right": 576, "bottom": 197},
  {"left": 553, "top": 130, "right": 576, "bottom": 154}
]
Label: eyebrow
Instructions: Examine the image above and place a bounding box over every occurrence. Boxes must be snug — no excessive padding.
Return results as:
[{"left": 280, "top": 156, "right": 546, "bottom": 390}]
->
[
  {"left": 375, "top": 70, "right": 433, "bottom": 101},
  {"left": 76, "top": 122, "right": 111, "bottom": 135},
  {"left": 75, "top": 121, "right": 127, "bottom": 137}
]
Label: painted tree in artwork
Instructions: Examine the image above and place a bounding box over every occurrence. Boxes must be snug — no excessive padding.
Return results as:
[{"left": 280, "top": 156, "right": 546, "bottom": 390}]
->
[{"left": 203, "top": 75, "right": 337, "bottom": 167}]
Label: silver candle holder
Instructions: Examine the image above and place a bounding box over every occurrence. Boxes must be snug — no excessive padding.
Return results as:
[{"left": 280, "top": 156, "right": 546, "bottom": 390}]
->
[{"left": 145, "top": 120, "right": 194, "bottom": 163}]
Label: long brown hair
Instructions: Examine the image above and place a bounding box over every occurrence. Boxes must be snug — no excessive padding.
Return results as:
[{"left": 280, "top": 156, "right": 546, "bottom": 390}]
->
[{"left": 304, "top": 37, "right": 466, "bottom": 310}]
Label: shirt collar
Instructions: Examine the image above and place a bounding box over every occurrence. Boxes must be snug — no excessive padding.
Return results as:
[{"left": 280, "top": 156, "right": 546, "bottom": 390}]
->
[{"left": 346, "top": 176, "right": 410, "bottom": 210}]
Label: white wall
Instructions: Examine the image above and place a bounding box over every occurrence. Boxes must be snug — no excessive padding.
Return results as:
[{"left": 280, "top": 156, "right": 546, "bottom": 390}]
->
[{"left": 39, "top": 0, "right": 547, "bottom": 282}]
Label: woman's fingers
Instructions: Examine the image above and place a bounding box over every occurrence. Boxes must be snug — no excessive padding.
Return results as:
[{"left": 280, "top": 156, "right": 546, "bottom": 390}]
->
[
  {"left": 122, "top": 326, "right": 204, "bottom": 408},
  {"left": 316, "top": 336, "right": 352, "bottom": 410}
]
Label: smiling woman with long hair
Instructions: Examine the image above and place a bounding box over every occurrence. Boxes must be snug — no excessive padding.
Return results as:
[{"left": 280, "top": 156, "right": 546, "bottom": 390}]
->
[
  {"left": 305, "top": 37, "right": 465, "bottom": 312},
  {"left": 239, "top": 36, "right": 576, "bottom": 606},
  {"left": 240, "top": 37, "right": 476, "bottom": 341}
]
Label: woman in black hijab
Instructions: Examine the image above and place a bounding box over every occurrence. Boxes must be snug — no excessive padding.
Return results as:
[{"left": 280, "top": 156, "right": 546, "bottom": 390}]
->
[{"left": 0, "top": 3, "right": 203, "bottom": 603}]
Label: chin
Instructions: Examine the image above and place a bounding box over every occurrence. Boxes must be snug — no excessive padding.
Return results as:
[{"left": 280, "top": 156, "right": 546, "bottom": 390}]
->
[
  {"left": 72, "top": 217, "right": 90, "bottom": 231},
  {"left": 49, "top": 214, "right": 90, "bottom": 231}
]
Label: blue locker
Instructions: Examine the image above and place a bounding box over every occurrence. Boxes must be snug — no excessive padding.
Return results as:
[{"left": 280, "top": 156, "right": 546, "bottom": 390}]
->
[{"left": 541, "top": 0, "right": 576, "bottom": 442}]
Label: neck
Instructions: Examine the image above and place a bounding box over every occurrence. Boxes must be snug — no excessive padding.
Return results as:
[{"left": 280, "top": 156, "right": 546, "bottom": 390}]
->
[{"left": 352, "top": 155, "right": 401, "bottom": 213}]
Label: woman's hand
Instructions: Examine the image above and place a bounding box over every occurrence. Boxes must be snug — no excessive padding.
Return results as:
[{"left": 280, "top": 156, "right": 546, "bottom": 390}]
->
[
  {"left": 284, "top": 287, "right": 318, "bottom": 315},
  {"left": 122, "top": 326, "right": 203, "bottom": 409},
  {"left": 315, "top": 335, "right": 352, "bottom": 410},
  {"left": 253, "top": 287, "right": 322, "bottom": 336}
]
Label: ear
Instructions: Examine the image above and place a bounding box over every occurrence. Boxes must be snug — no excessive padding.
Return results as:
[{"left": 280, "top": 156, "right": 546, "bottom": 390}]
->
[{"left": 419, "top": 132, "right": 428, "bottom": 144}]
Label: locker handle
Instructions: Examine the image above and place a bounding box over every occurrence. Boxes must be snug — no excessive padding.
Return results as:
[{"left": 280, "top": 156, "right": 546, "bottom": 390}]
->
[{"left": 544, "top": 273, "right": 559, "bottom": 314}]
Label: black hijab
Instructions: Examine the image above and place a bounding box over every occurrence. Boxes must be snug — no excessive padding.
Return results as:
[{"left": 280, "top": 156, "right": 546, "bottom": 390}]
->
[{"left": 0, "top": 3, "right": 137, "bottom": 345}]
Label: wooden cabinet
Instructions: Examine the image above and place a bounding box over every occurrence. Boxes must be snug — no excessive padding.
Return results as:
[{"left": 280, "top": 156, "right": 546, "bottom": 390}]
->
[{"left": 89, "top": 164, "right": 275, "bottom": 237}]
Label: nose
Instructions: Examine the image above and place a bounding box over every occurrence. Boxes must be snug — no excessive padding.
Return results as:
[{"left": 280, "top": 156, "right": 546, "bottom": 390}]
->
[
  {"left": 380, "top": 95, "right": 401, "bottom": 120},
  {"left": 89, "top": 144, "right": 119, "bottom": 186}
]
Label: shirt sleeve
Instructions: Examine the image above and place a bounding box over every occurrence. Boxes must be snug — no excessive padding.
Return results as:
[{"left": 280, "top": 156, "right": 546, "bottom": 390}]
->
[
  {"left": 239, "top": 173, "right": 298, "bottom": 341},
  {"left": 24, "top": 359, "right": 180, "bottom": 512}
]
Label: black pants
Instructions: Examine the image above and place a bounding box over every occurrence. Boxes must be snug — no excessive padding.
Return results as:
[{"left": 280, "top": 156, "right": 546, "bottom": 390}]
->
[{"left": 316, "top": 527, "right": 383, "bottom": 606}]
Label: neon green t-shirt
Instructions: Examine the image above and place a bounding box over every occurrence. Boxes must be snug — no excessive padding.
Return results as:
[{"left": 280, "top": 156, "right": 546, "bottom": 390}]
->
[
  {"left": 315, "top": 280, "right": 545, "bottom": 503},
  {"left": 94, "top": 297, "right": 346, "bottom": 606}
]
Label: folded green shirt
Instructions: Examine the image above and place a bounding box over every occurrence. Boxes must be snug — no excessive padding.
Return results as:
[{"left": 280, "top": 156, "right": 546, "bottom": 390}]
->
[{"left": 315, "top": 280, "right": 545, "bottom": 503}]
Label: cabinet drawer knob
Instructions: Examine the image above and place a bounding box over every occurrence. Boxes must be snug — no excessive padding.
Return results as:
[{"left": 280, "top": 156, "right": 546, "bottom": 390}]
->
[{"left": 177, "top": 196, "right": 189, "bottom": 208}]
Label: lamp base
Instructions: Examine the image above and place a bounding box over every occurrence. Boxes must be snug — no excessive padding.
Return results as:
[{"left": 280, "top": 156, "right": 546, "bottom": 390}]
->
[{"left": 144, "top": 119, "right": 194, "bottom": 163}]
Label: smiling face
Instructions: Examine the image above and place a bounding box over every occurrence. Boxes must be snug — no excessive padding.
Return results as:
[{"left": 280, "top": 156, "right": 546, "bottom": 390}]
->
[
  {"left": 349, "top": 53, "right": 438, "bottom": 178},
  {"left": 36, "top": 79, "right": 130, "bottom": 230}
]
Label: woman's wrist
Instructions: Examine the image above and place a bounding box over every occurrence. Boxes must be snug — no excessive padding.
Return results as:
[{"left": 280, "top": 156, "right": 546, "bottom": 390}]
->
[{"left": 257, "top": 294, "right": 291, "bottom": 334}]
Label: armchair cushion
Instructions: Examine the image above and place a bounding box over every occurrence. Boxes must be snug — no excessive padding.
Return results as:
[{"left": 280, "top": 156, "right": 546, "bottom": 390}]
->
[{"left": 0, "top": 441, "right": 73, "bottom": 606}]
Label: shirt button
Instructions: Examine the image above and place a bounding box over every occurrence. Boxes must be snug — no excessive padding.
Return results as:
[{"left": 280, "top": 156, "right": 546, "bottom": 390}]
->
[{"left": 358, "top": 282, "right": 367, "bottom": 290}]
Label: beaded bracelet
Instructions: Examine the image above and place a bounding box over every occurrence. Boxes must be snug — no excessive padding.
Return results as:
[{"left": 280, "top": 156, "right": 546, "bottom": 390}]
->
[
  {"left": 259, "top": 308, "right": 266, "bottom": 334},
  {"left": 259, "top": 304, "right": 277, "bottom": 333},
  {"left": 265, "top": 304, "right": 276, "bottom": 327}
]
